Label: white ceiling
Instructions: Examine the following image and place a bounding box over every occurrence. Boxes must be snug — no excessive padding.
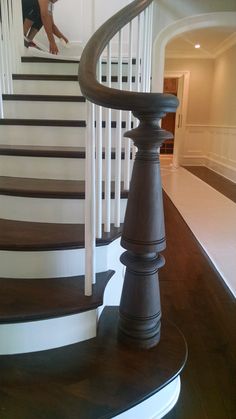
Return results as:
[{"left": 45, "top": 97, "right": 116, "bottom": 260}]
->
[{"left": 166, "top": 27, "right": 236, "bottom": 58}]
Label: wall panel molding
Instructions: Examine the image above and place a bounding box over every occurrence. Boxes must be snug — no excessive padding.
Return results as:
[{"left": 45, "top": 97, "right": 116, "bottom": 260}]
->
[{"left": 180, "top": 125, "right": 236, "bottom": 183}]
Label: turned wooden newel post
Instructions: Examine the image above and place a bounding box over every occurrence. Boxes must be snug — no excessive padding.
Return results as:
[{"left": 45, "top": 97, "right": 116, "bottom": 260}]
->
[{"left": 118, "top": 107, "right": 177, "bottom": 349}]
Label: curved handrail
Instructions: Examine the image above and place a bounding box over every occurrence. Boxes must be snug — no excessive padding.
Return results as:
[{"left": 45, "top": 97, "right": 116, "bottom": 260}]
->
[{"left": 79, "top": 0, "right": 178, "bottom": 113}]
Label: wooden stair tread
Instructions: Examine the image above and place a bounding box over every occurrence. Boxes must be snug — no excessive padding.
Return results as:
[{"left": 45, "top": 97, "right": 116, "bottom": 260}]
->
[
  {"left": 20, "top": 56, "right": 136, "bottom": 64},
  {"left": 0, "top": 145, "right": 130, "bottom": 159},
  {"left": 0, "top": 307, "right": 187, "bottom": 419},
  {"left": 13, "top": 73, "right": 79, "bottom": 81},
  {"left": 0, "top": 118, "right": 86, "bottom": 127},
  {"left": 0, "top": 145, "right": 86, "bottom": 158},
  {"left": 0, "top": 176, "right": 129, "bottom": 199},
  {"left": 13, "top": 73, "right": 134, "bottom": 83},
  {"left": 3, "top": 94, "right": 85, "bottom": 102},
  {"left": 0, "top": 271, "right": 113, "bottom": 323},
  {"left": 21, "top": 56, "right": 80, "bottom": 64},
  {"left": 0, "top": 119, "right": 131, "bottom": 128},
  {"left": 0, "top": 218, "right": 123, "bottom": 250},
  {"left": 0, "top": 176, "right": 86, "bottom": 198}
]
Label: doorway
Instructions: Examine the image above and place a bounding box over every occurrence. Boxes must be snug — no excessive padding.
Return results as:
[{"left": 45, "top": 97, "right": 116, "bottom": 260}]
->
[{"left": 161, "top": 77, "right": 178, "bottom": 155}]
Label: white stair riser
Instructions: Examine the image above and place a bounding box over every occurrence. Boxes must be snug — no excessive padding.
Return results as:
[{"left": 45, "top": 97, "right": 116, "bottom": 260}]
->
[
  {"left": 0, "top": 155, "right": 130, "bottom": 180},
  {"left": 0, "top": 310, "right": 97, "bottom": 355},
  {"left": 13, "top": 79, "right": 135, "bottom": 94},
  {"left": 20, "top": 62, "right": 134, "bottom": 76},
  {"left": 20, "top": 62, "right": 79, "bottom": 75},
  {"left": 0, "top": 237, "right": 123, "bottom": 278},
  {"left": 0, "top": 125, "right": 86, "bottom": 147},
  {"left": 13, "top": 80, "right": 82, "bottom": 96},
  {"left": 3, "top": 101, "right": 86, "bottom": 120},
  {"left": 0, "top": 194, "right": 127, "bottom": 223},
  {"left": 3, "top": 100, "right": 134, "bottom": 123},
  {"left": 0, "top": 125, "right": 130, "bottom": 147}
]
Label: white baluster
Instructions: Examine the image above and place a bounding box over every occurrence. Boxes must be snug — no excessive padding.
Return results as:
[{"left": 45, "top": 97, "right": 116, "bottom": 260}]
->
[
  {"left": 1, "top": 0, "right": 13, "bottom": 93},
  {"left": 0, "top": 16, "right": 5, "bottom": 116},
  {"left": 0, "top": 64, "right": 3, "bottom": 118},
  {"left": 8, "top": 0, "right": 16, "bottom": 74},
  {"left": 146, "top": 4, "right": 154, "bottom": 93},
  {"left": 96, "top": 57, "right": 103, "bottom": 238},
  {"left": 104, "top": 42, "right": 112, "bottom": 232},
  {"left": 85, "top": 101, "right": 96, "bottom": 296},
  {"left": 124, "top": 21, "right": 133, "bottom": 191},
  {"left": 114, "top": 30, "right": 123, "bottom": 227},
  {"left": 14, "top": 0, "right": 25, "bottom": 67}
]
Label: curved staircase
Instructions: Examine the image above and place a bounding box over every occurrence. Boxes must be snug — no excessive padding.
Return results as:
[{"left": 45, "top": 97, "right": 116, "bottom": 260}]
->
[
  {"left": 0, "top": 1, "right": 187, "bottom": 417},
  {"left": 0, "top": 56, "right": 128, "bottom": 356}
]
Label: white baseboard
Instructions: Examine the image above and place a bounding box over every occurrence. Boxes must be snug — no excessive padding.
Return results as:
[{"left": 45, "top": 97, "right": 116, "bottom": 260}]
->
[{"left": 205, "top": 157, "right": 236, "bottom": 183}]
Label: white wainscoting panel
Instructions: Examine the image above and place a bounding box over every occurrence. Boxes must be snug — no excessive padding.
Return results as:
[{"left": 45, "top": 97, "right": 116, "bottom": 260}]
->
[
  {"left": 181, "top": 125, "right": 236, "bottom": 183},
  {"left": 207, "top": 126, "right": 236, "bottom": 182}
]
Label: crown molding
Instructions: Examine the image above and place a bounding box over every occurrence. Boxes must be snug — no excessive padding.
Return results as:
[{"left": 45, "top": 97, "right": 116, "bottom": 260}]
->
[{"left": 214, "top": 32, "right": 236, "bottom": 57}]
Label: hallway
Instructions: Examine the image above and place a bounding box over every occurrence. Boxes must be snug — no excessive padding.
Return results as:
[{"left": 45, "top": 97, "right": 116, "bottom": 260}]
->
[
  {"left": 161, "top": 161, "right": 236, "bottom": 297},
  {"left": 159, "top": 164, "right": 236, "bottom": 418}
]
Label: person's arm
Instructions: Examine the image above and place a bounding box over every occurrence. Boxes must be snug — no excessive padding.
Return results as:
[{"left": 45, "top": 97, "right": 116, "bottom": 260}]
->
[
  {"left": 52, "top": 23, "right": 68, "bottom": 43},
  {"left": 38, "top": 0, "right": 58, "bottom": 54}
]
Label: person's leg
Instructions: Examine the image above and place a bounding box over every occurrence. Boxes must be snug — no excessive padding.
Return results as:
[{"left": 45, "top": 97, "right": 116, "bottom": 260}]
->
[{"left": 23, "top": 18, "right": 34, "bottom": 36}]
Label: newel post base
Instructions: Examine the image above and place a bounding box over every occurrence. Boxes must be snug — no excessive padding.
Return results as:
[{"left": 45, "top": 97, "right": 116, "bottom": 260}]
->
[{"left": 118, "top": 109, "right": 176, "bottom": 349}]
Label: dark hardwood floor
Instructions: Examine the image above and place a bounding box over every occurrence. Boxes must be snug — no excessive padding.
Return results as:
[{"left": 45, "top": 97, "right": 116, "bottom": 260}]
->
[
  {"left": 184, "top": 166, "right": 236, "bottom": 203},
  {"left": 161, "top": 192, "right": 236, "bottom": 419}
]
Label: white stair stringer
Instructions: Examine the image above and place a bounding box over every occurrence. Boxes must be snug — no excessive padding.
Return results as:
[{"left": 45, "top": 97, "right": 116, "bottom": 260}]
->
[{"left": 0, "top": 195, "right": 127, "bottom": 223}]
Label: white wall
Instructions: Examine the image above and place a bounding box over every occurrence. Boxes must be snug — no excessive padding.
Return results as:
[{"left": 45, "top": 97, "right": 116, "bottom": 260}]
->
[
  {"left": 53, "top": 0, "right": 132, "bottom": 44},
  {"left": 210, "top": 45, "right": 236, "bottom": 127},
  {"left": 165, "top": 58, "right": 214, "bottom": 125}
]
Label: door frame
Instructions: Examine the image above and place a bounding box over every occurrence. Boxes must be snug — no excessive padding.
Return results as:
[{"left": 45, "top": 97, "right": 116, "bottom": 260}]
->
[{"left": 164, "top": 71, "right": 190, "bottom": 167}]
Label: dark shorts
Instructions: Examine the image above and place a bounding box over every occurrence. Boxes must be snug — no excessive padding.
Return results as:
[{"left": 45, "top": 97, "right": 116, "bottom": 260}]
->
[{"left": 21, "top": 0, "right": 43, "bottom": 30}]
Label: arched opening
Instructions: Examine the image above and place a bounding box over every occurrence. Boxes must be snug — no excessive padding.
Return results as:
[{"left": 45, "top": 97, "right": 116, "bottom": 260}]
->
[{"left": 152, "top": 12, "right": 236, "bottom": 171}]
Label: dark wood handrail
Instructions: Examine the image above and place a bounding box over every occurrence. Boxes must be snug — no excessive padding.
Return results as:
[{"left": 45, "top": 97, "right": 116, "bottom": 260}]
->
[{"left": 79, "top": 0, "right": 177, "bottom": 114}]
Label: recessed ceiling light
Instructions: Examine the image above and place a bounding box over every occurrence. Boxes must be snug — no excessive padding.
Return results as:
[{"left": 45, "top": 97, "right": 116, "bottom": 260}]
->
[{"left": 195, "top": 44, "right": 201, "bottom": 49}]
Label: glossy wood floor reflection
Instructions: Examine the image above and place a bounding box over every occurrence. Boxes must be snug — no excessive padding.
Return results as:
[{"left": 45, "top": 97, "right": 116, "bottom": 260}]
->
[
  {"left": 184, "top": 166, "right": 236, "bottom": 203},
  {"left": 161, "top": 192, "right": 236, "bottom": 419}
]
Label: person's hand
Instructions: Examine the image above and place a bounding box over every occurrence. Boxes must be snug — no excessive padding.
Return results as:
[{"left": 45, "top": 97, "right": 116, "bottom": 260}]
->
[{"left": 49, "top": 40, "right": 59, "bottom": 54}]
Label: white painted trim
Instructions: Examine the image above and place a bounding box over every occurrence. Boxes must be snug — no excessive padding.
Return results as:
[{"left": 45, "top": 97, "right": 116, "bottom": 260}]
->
[
  {"left": 114, "top": 376, "right": 181, "bottom": 419},
  {"left": 164, "top": 70, "right": 190, "bottom": 168},
  {"left": 205, "top": 156, "right": 236, "bottom": 184},
  {"left": 186, "top": 124, "right": 236, "bottom": 129},
  {"left": 165, "top": 52, "right": 214, "bottom": 59},
  {"left": 214, "top": 32, "right": 236, "bottom": 58},
  {"left": 0, "top": 310, "right": 97, "bottom": 355}
]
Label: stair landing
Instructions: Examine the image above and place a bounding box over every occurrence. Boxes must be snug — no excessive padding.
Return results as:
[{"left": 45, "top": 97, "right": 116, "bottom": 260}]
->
[{"left": 0, "top": 307, "right": 187, "bottom": 419}]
